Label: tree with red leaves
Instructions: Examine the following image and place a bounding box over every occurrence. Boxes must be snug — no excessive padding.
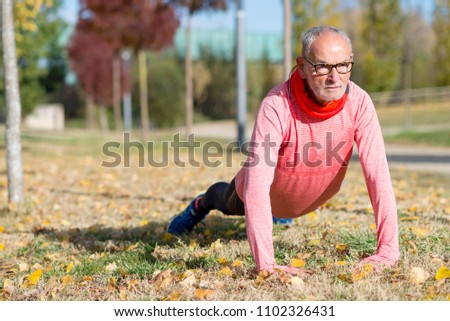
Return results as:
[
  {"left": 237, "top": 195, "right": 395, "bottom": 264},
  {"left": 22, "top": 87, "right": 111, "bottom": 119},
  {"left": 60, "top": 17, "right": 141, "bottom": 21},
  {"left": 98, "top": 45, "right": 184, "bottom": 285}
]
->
[
  {"left": 67, "top": 29, "right": 130, "bottom": 131},
  {"left": 73, "top": 0, "right": 179, "bottom": 132}
]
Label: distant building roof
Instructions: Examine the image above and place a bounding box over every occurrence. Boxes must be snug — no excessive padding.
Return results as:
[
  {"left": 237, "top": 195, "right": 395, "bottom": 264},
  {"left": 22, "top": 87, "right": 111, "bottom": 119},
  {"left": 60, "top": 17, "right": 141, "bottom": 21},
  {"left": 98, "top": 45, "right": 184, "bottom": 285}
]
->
[{"left": 174, "top": 28, "right": 284, "bottom": 63}]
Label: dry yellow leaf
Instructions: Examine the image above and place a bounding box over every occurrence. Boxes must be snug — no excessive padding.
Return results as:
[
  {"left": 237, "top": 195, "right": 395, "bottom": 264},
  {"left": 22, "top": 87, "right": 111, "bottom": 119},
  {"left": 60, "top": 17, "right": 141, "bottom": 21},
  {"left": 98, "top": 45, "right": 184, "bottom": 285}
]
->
[
  {"left": 308, "top": 212, "right": 318, "bottom": 222},
  {"left": 351, "top": 264, "right": 374, "bottom": 281},
  {"left": 408, "top": 267, "right": 430, "bottom": 285},
  {"left": 290, "top": 258, "right": 306, "bottom": 268},
  {"left": 3, "top": 279, "right": 14, "bottom": 293},
  {"left": 218, "top": 266, "right": 233, "bottom": 277},
  {"left": 169, "top": 291, "right": 182, "bottom": 301},
  {"left": 217, "top": 257, "right": 228, "bottom": 265},
  {"left": 105, "top": 262, "right": 118, "bottom": 272},
  {"left": 60, "top": 275, "right": 72, "bottom": 284},
  {"left": 335, "top": 261, "right": 348, "bottom": 266},
  {"left": 163, "top": 233, "right": 173, "bottom": 241},
  {"left": 213, "top": 280, "right": 226, "bottom": 289},
  {"left": 66, "top": 261, "right": 74, "bottom": 273},
  {"left": 336, "top": 243, "right": 347, "bottom": 252},
  {"left": 119, "top": 288, "right": 129, "bottom": 300},
  {"left": 139, "top": 220, "right": 148, "bottom": 227},
  {"left": 0, "top": 243, "right": 5, "bottom": 251},
  {"left": 126, "top": 242, "right": 140, "bottom": 251},
  {"left": 19, "top": 263, "right": 29, "bottom": 272},
  {"left": 232, "top": 259, "right": 243, "bottom": 267},
  {"left": 307, "top": 239, "right": 320, "bottom": 247},
  {"left": 411, "top": 227, "right": 430, "bottom": 238},
  {"left": 180, "top": 274, "right": 196, "bottom": 288},
  {"left": 225, "top": 229, "right": 234, "bottom": 236},
  {"left": 0, "top": 226, "right": 4, "bottom": 233},
  {"left": 25, "top": 269, "right": 43, "bottom": 287},
  {"left": 435, "top": 266, "right": 450, "bottom": 281},
  {"left": 195, "top": 288, "right": 214, "bottom": 299},
  {"left": 210, "top": 239, "right": 223, "bottom": 251},
  {"left": 338, "top": 274, "right": 354, "bottom": 283}
]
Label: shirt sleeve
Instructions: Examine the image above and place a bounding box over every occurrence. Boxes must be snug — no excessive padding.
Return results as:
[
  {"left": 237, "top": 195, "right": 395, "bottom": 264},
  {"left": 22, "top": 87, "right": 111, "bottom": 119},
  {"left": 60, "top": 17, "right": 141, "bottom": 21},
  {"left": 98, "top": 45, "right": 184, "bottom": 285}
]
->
[
  {"left": 243, "top": 95, "right": 285, "bottom": 271},
  {"left": 354, "top": 93, "right": 400, "bottom": 266}
]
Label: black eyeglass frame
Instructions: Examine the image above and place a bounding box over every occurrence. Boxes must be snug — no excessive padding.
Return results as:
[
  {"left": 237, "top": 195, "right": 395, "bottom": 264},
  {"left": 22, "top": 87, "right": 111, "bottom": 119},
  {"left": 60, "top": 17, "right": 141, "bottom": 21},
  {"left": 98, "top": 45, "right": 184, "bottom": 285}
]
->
[{"left": 302, "top": 56, "right": 354, "bottom": 75}]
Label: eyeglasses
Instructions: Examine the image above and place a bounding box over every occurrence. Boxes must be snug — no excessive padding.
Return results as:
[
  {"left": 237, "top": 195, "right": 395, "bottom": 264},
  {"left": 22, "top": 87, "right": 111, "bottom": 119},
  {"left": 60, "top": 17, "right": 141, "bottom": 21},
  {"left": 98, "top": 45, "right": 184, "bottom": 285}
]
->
[{"left": 303, "top": 56, "right": 354, "bottom": 75}]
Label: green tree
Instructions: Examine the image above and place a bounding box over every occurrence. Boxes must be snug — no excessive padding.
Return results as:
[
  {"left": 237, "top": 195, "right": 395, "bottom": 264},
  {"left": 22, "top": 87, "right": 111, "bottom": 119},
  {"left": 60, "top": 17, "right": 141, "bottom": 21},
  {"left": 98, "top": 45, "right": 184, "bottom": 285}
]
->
[
  {"left": 357, "top": 0, "right": 402, "bottom": 92},
  {"left": 0, "top": 0, "right": 67, "bottom": 115},
  {"left": 144, "top": 53, "right": 184, "bottom": 128},
  {"left": 194, "top": 47, "right": 235, "bottom": 120},
  {"left": 433, "top": 0, "right": 450, "bottom": 86},
  {"left": 292, "top": 0, "right": 340, "bottom": 56}
]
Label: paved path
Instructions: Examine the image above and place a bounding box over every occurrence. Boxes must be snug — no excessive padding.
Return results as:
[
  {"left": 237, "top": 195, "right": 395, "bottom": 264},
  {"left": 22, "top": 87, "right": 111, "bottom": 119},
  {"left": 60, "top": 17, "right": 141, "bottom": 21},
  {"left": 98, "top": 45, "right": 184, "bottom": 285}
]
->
[{"left": 189, "top": 120, "right": 450, "bottom": 175}]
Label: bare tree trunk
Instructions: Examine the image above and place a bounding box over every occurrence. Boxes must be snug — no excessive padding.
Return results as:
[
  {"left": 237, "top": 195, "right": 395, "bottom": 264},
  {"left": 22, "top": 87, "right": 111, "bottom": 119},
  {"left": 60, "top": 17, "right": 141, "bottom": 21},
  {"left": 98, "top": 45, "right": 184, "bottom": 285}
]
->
[
  {"left": 2, "top": 0, "right": 24, "bottom": 204},
  {"left": 98, "top": 106, "right": 109, "bottom": 134},
  {"left": 283, "top": 0, "right": 292, "bottom": 80},
  {"left": 86, "top": 95, "right": 97, "bottom": 129},
  {"left": 112, "top": 55, "right": 123, "bottom": 131},
  {"left": 138, "top": 50, "right": 150, "bottom": 137},
  {"left": 185, "top": 12, "right": 193, "bottom": 135}
]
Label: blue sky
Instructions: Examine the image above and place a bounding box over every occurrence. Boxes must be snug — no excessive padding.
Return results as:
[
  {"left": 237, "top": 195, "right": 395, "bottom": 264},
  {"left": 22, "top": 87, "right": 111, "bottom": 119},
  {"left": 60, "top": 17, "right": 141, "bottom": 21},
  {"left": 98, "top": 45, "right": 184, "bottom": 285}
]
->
[
  {"left": 60, "top": 0, "right": 434, "bottom": 33},
  {"left": 60, "top": 1, "right": 284, "bottom": 33}
]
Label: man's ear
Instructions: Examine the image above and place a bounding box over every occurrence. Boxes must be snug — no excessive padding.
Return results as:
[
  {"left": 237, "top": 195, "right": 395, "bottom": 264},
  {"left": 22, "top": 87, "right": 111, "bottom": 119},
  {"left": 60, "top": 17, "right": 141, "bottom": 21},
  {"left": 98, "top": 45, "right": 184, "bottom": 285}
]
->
[{"left": 296, "top": 57, "right": 306, "bottom": 79}]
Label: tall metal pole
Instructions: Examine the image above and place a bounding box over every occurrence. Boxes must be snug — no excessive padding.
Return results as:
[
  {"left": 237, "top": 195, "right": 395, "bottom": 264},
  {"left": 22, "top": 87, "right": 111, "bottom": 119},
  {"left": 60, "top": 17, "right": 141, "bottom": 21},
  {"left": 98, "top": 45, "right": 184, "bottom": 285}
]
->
[
  {"left": 122, "top": 50, "right": 132, "bottom": 132},
  {"left": 236, "top": 0, "right": 247, "bottom": 148}
]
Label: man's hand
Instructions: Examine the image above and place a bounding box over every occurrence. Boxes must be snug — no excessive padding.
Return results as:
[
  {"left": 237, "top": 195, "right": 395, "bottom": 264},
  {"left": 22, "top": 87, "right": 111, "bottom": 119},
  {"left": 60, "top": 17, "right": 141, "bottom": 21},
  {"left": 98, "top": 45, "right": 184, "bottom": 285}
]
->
[
  {"left": 266, "top": 265, "right": 300, "bottom": 275},
  {"left": 360, "top": 254, "right": 397, "bottom": 269}
]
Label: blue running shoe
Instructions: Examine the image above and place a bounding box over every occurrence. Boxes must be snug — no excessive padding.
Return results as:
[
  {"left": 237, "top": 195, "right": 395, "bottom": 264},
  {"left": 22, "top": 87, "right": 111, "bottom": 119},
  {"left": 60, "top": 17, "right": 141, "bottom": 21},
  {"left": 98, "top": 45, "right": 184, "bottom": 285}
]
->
[
  {"left": 272, "top": 217, "right": 294, "bottom": 225},
  {"left": 167, "top": 194, "right": 208, "bottom": 235}
]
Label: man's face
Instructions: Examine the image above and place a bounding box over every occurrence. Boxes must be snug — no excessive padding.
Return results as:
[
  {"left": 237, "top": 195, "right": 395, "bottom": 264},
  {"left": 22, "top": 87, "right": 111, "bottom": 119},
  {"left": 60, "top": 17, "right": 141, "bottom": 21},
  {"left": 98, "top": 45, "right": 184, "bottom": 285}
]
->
[{"left": 297, "top": 32, "right": 353, "bottom": 106}]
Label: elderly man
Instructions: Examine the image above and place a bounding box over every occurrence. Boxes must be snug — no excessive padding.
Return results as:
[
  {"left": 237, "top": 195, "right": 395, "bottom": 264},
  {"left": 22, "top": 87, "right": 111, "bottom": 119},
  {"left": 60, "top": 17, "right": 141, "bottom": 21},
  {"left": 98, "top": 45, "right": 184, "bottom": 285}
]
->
[{"left": 168, "top": 26, "right": 399, "bottom": 275}]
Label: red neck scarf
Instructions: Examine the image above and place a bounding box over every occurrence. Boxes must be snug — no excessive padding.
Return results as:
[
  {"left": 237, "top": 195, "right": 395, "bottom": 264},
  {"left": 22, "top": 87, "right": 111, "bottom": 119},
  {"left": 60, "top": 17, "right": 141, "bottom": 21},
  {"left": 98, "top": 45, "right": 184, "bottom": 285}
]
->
[{"left": 289, "top": 67, "right": 348, "bottom": 119}]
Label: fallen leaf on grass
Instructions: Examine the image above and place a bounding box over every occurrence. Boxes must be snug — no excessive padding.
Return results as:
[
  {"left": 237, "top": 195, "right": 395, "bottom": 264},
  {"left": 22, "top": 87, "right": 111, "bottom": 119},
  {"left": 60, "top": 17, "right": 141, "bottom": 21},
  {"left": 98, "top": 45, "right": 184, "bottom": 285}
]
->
[
  {"left": 218, "top": 266, "right": 233, "bottom": 277},
  {"left": 119, "top": 288, "right": 129, "bottom": 300},
  {"left": 210, "top": 239, "right": 223, "bottom": 251},
  {"left": 408, "top": 267, "right": 430, "bottom": 285},
  {"left": 307, "top": 239, "right": 320, "bottom": 247},
  {"left": 168, "top": 290, "right": 182, "bottom": 301},
  {"left": 232, "top": 259, "right": 243, "bottom": 267},
  {"left": 153, "top": 269, "right": 174, "bottom": 290},
  {"left": 0, "top": 226, "right": 4, "bottom": 233},
  {"left": 290, "top": 258, "right": 306, "bottom": 268},
  {"left": 2, "top": 279, "right": 14, "bottom": 294},
  {"left": 66, "top": 261, "right": 74, "bottom": 273},
  {"left": 337, "top": 274, "right": 354, "bottom": 284},
  {"left": 60, "top": 275, "right": 72, "bottom": 284},
  {"left": 22, "top": 269, "right": 42, "bottom": 288},
  {"left": 336, "top": 243, "right": 347, "bottom": 252},
  {"left": 290, "top": 276, "right": 305, "bottom": 290},
  {"left": 435, "top": 266, "right": 450, "bottom": 280},
  {"left": 105, "top": 262, "right": 118, "bottom": 272},
  {"left": 195, "top": 288, "right": 214, "bottom": 299},
  {"left": 411, "top": 227, "right": 430, "bottom": 238}
]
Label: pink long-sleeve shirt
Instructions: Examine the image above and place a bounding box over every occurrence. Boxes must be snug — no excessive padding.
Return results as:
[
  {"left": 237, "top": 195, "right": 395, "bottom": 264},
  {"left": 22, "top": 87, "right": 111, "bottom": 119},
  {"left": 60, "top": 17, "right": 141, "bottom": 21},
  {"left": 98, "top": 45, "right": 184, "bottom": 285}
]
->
[{"left": 234, "top": 80, "right": 399, "bottom": 271}]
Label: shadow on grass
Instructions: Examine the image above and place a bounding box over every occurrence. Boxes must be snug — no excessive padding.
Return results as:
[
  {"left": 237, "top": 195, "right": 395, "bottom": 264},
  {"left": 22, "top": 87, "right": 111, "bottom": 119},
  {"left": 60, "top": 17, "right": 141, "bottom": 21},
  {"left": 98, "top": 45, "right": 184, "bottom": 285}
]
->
[{"left": 33, "top": 215, "right": 248, "bottom": 253}]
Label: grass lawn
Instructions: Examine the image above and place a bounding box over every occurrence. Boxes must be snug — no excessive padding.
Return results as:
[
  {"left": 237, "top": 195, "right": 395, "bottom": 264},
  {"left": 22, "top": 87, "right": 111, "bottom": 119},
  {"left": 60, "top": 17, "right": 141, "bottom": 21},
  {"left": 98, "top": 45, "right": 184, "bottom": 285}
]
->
[
  {"left": 384, "top": 129, "right": 450, "bottom": 147},
  {"left": 0, "top": 129, "right": 449, "bottom": 301}
]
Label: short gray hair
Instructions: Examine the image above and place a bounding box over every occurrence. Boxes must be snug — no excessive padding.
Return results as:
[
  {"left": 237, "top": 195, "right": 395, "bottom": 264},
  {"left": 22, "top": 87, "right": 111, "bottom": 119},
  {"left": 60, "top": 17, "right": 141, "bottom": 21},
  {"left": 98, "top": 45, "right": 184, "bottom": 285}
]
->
[{"left": 301, "top": 26, "right": 352, "bottom": 57}]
